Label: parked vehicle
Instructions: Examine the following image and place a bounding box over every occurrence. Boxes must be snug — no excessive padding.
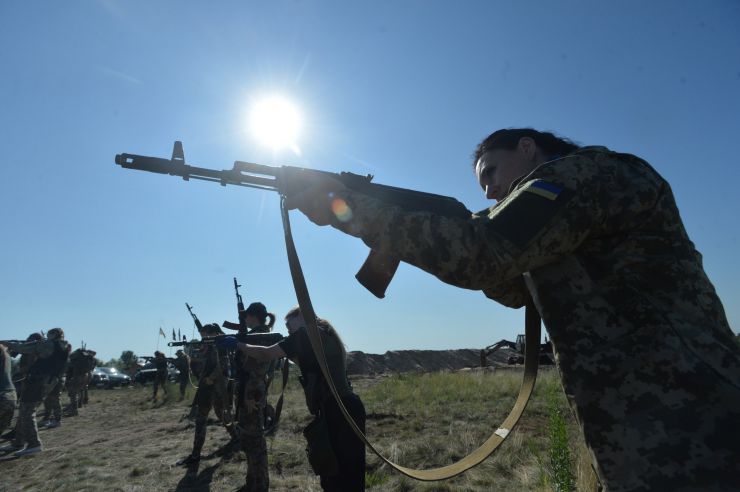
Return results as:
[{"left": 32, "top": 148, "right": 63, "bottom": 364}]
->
[
  {"left": 133, "top": 362, "right": 179, "bottom": 385},
  {"left": 90, "top": 369, "right": 109, "bottom": 389},
  {"left": 95, "top": 366, "right": 132, "bottom": 388}
]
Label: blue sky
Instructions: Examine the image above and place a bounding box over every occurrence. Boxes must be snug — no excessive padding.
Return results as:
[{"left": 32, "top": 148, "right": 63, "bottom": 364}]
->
[{"left": 1, "top": 1, "right": 738, "bottom": 362}]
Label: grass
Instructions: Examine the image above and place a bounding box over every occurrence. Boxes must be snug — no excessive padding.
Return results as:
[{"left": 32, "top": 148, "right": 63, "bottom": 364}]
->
[{"left": 1, "top": 370, "right": 599, "bottom": 491}]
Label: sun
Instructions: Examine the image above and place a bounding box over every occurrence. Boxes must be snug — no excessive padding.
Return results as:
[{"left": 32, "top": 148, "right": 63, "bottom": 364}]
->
[{"left": 247, "top": 96, "right": 302, "bottom": 151}]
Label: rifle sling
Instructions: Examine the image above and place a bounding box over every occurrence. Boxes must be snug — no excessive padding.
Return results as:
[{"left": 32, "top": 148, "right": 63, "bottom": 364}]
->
[
  {"left": 264, "top": 358, "right": 290, "bottom": 435},
  {"left": 279, "top": 197, "right": 541, "bottom": 481}
]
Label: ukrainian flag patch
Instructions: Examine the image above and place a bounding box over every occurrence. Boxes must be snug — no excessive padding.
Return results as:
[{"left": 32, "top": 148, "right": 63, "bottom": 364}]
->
[{"left": 523, "top": 180, "right": 563, "bottom": 201}]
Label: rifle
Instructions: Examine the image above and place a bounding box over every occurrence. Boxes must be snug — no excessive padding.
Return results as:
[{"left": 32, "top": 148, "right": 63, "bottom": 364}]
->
[
  {"left": 168, "top": 332, "right": 283, "bottom": 348},
  {"left": 185, "top": 303, "right": 204, "bottom": 332},
  {"left": 222, "top": 277, "right": 247, "bottom": 331},
  {"left": 115, "top": 141, "right": 470, "bottom": 298}
]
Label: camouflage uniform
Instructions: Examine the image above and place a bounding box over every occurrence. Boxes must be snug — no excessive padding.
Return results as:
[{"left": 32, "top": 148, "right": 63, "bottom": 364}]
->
[
  {"left": 66, "top": 349, "right": 95, "bottom": 414},
  {"left": 172, "top": 352, "right": 191, "bottom": 400},
  {"left": 189, "top": 344, "right": 236, "bottom": 458},
  {"left": 327, "top": 147, "right": 740, "bottom": 491},
  {"left": 0, "top": 345, "right": 17, "bottom": 435},
  {"left": 236, "top": 325, "right": 271, "bottom": 492},
  {"left": 152, "top": 354, "right": 168, "bottom": 400},
  {"left": 42, "top": 376, "right": 64, "bottom": 423},
  {"left": 7, "top": 338, "right": 70, "bottom": 450}
]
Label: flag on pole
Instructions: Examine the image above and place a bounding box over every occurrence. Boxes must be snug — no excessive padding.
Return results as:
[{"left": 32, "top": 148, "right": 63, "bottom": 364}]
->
[
  {"left": 172, "top": 328, "right": 176, "bottom": 341},
  {"left": 159, "top": 327, "right": 166, "bottom": 338},
  {"left": 178, "top": 328, "right": 181, "bottom": 341}
]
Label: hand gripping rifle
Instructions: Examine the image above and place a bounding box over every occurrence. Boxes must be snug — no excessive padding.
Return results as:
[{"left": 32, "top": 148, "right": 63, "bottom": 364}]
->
[
  {"left": 115, "top": 141, "right": 470, "bottom": 298},
  {"left": 185, "top": 303, "right": 204, "bottom": 332}
]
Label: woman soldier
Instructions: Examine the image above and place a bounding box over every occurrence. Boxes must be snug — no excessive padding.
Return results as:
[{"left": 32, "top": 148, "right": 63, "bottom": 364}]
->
[
  {"left": 177, "top": 323, "right": 237, "bottom": 466},
  {"left": 233, "top": 302, "right": 276, "bottom": 492},
  {"left": 221, "top": 307, "right": 366, "bottom": 492}
]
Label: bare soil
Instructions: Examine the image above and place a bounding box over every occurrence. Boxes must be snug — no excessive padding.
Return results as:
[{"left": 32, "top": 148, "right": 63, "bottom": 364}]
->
[{"left": 0, "top": 369, "right": 595, "bottom": 492}]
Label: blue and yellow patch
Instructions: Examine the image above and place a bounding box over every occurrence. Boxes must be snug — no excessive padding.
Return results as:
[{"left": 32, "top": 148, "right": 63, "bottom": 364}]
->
[{"left": 523, "top": 180, "right": 563, "bottom": 201}]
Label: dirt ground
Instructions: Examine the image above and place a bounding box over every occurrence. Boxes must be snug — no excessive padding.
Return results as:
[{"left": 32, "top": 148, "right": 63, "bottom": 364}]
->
[{"left": 0, "top": 370, "right": 592, "bottom": 492}]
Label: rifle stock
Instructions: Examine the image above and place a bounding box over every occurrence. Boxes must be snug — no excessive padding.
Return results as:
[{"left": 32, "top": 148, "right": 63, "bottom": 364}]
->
[{"left": 116, "top": 142, "right": 471, "bottom": 297}]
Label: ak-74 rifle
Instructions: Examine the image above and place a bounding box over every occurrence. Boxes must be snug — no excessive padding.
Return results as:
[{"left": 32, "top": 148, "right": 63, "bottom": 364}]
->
[
  {"left": 168, "top": 332, "right": 283, "bottom": 348},
  {"left": 222, "top": 277, "right": 246, "bottom": 332},
  {"left": 185, "top": 303, "right": 203, "bottom": 332},
  {"left": 115, "top": 141, "right": 470, "bottom": 298}
]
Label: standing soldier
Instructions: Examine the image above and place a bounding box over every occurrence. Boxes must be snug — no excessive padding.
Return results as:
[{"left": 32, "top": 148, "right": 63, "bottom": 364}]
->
[
  {"left": 286, "top": 127, "right": 740, "bottom": 490},
  {"left": 66, "top": 348, "right": 96, "bottom": 415},
  {"left": 172, "top": 350, "right": 191, "bottom": 401},
  {"left": 0, "top": 343, "right": 17, "bottom": 437},
  {"left": 151, "top": 351, "right": 169, "bottom": 401},
  {"left": 222, "top": 308, "right": 366, "bottom": 491},
  {"left": 177, "top": 323, "right": 237, "bottom": 466},
  {"left": 234, "top": 302, "right": 275, "bottom": 492},
  {"left": 0, "top": 328, "right": 70, "bottom": 457}
]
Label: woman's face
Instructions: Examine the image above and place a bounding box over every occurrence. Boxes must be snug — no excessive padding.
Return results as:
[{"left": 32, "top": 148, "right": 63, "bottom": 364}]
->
[{"left": 285, "top": 315, "right": 304, "bottom": 334}]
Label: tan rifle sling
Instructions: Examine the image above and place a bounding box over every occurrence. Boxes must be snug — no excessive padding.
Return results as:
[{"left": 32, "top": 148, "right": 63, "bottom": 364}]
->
[{"left": 280, "top": 198, "right": 541, "bottom": 481}]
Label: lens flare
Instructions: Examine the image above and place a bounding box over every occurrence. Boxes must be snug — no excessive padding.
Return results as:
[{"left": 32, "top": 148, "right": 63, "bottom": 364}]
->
[{"left": 331, "top": 197, "right": 353, "bottom": 222}]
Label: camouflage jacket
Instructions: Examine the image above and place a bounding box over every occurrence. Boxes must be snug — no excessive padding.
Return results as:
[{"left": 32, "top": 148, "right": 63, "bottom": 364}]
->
[{"left": 330, "top": 146, "right": 740, "bottom": 489}]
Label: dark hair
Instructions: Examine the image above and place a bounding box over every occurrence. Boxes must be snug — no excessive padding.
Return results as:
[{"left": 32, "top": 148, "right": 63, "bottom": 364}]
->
[
  {"left": 245, "top": 302, "right": 275, "bottom": 329},
  {"left": 472, "top": 128, "right": 580, "bottom": 169}
]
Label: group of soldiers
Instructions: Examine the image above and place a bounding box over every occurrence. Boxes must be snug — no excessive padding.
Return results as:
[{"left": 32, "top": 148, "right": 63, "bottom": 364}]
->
[
  {"left": 169, "top": 301, "right": 284, "bottom": 492},
  {"left": 0, "top": 329, "right": 97, "bottom": 457}
]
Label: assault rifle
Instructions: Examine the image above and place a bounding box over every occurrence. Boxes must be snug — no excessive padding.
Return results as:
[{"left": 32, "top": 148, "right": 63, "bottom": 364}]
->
[
  {"left": 222, "top": 277, "right": 246, "bottom": 331},
  {"left": 168, "top": 332, "right": 283, "bottom": 348},
  {"left": 115, "top": 141, "right": 471, "bottom": 298},
  {"left": 0, "top": 340, "right": 29, "bottom": 346},
  {"left": 185, "top": 303, "right": 204, "bottom": 332}
]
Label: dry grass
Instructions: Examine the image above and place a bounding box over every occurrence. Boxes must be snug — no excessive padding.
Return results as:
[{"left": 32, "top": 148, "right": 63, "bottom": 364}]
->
[{"left": 0, "top": 369, "right": 598, "bottom": 491}]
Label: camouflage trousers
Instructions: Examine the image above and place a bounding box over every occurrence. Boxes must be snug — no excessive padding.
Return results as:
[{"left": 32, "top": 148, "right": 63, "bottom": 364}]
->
[
  {"left": 67, "top": 373, "right": 90, "bottom": 415},
  {"left": 0, "top": 398, "right": 15, "bottom": 435},
  {"left": 43, "top": 377, "right": 64, "bottom": 421},
  {"left": 14, "top": 377, "right": 57, "bottom": 448},
  {"left": 192, "top": 382, "right": 235, "bottom": 457},
  {"left": 152, "top": 372, "right": 168, "bottom": 399},
  {"left": 237, "top": 380, "right": 269, "bottom": 492}
]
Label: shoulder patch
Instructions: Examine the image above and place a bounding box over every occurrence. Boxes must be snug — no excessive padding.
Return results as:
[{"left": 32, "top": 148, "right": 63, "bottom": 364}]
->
[
  {"left": 523, "top": 180, "right": 563, "bottom": 200},
  {"left": 488, "top": 180, "right": 572, "bottom": 249}
]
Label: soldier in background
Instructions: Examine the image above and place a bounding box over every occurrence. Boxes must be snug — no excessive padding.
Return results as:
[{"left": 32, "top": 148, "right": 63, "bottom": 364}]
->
[
  {"left": 0, "top": 328, "right": 70, "bottom": 457},
  {"left": 0, "top": 343, "right": 17, "bottom": 437},
  {"left": 151, "top": 351, "right": 169, "bottom": 401},
  {"left": 172, "top": 350, "right": 191, "bottom": 401},
  {"left": 177, "top": 323, "right": 236, "bottom": 466},
  {"left": 11, "top": 332, "right": 44, "bottom": 399},
  {"left": 66, "top": 348, "right": 96, "bottom": 415},
  {"left": 287, "top": 127, "right": 740, "bottom": 490}
]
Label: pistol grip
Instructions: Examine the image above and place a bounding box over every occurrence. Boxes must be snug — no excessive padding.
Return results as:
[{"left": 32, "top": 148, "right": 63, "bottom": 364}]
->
[{"left": 355, "top": 250, "right": 400, "bottom": 299}]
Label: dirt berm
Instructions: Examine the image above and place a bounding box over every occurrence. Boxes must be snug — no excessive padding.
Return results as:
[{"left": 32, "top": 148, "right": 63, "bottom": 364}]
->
[{"left": 346, "top": 347, "right": 516, "bottom": 374}]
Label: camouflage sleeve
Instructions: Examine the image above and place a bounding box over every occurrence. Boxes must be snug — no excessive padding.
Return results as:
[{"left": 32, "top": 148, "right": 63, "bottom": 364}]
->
[
  {"left": 6, "top": 339, "right": 54, "bottom": 358},
  {"left": 331, "top": 153, "right": 618, "bottom": 291}
]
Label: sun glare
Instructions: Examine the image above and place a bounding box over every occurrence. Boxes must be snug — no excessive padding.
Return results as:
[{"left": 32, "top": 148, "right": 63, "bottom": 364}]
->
[{"left": 248, "top": 96, "right": 302, "bottom": 151}]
